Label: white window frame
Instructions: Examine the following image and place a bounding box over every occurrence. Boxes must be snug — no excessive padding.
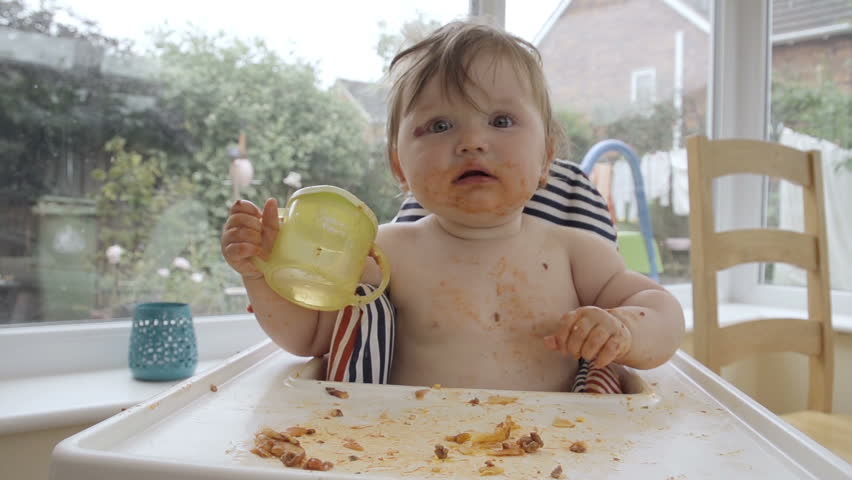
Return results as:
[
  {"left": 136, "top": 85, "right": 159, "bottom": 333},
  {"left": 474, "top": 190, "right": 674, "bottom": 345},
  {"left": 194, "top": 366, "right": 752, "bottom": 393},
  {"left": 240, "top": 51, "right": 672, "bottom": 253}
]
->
[
  {"left": 713, "top": 0, "right": 852, "bottom": 316},
  {"left": 2, "top": 0, "right": 850, "bottom": 385},
  {"left": 630, "top": 67, "right": 657, "bottom": 105}
]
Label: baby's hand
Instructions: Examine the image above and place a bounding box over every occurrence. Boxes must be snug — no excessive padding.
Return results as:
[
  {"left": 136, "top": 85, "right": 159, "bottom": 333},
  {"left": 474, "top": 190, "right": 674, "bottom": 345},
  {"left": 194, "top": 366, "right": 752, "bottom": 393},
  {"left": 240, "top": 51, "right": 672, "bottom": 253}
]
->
[
  {"left": 221, "top": 198, "right": 279, "bottom": 280},
  {"left": 543, "top": 306, "right": 632, "bottom": 369}
]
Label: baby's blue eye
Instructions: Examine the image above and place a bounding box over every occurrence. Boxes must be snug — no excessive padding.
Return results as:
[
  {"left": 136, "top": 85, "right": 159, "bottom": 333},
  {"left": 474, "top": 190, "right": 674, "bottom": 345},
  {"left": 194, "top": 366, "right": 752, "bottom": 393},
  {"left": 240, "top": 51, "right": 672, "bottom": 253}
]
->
[
  {"left": 491, "top": 115, "right": 514, "bottom": 128},
  {"left": 428, "top": 119, "right": 452, "bottom": 133}
]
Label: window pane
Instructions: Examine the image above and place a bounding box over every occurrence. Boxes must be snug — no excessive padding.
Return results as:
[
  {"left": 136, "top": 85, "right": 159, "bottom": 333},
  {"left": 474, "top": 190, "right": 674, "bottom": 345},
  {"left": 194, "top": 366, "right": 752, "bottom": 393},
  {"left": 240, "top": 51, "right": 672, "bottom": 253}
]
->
[
  {"left": 766, "top": 0, "right": 852, "bottom": 292},
  {"left": 0, "top": 0, "right": 467, "bottom": 324},
  {"left": 516, "top": 0, "right": 713, "bottom": 284}
]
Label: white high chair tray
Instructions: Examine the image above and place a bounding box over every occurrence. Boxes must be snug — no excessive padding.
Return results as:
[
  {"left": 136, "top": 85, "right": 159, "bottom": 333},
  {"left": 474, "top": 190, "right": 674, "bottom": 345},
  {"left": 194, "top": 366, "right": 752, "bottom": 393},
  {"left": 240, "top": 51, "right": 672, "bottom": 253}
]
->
[{"left": 50, "top": 340, "right": 852, "bottom": 480}]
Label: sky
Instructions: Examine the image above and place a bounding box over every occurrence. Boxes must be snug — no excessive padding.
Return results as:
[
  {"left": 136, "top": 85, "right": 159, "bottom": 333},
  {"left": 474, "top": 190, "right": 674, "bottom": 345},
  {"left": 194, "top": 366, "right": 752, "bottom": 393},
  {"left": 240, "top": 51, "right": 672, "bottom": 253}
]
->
[{"left": 39, "top": 0, "right": 561, "bottom": 87}]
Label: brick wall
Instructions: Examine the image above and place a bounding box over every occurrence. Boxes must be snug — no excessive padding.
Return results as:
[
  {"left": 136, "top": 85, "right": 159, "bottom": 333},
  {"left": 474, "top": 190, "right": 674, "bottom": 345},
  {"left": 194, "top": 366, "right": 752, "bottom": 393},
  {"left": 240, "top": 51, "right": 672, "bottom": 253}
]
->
[
  {"left": 773, "top": 35, "right": 852, "bottom": 90},
  {"left": 538, "top": 0, "right": 710, "bottom": 123}
]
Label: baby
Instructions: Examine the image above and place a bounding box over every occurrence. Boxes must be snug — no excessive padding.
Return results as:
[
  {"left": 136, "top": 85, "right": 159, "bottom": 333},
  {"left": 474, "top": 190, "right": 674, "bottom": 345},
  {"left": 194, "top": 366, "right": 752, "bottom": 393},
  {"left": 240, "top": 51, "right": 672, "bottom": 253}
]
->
[{"left": 221, "top": 21, "right": 684, "bottom": 392}]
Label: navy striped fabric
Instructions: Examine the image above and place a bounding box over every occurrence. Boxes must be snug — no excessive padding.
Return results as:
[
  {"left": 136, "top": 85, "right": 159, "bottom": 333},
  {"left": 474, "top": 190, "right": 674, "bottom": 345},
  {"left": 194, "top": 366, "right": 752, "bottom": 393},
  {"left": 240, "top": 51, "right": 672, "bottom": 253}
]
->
[
  {"left": 327, "top": 284, "right": 395, "bottom": 384},
  {"left": 392, "top": 159, "right": 617, "bottom": 242}
]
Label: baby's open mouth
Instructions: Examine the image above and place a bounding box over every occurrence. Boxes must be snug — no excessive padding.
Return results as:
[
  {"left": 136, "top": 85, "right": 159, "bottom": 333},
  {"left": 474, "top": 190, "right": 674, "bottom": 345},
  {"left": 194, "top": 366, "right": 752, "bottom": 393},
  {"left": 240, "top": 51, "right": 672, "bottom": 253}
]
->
[{"left": 455, "top": 170, "right": 496, "bottom": 183}]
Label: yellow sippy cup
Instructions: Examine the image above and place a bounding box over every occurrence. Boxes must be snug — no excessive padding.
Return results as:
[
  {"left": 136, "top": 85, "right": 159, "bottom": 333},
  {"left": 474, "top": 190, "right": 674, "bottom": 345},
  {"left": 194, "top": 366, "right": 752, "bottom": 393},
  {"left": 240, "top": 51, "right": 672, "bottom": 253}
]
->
[{"left": 252, "top": 185, "right": 391, "bottom": 311}]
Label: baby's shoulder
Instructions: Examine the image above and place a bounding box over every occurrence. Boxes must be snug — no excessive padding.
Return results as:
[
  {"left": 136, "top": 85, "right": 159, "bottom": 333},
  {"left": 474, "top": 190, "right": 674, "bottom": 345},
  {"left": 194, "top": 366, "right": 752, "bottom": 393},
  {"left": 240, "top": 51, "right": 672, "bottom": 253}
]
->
[
  {"left": 524, "top": 214, "right": 603, "bottom": 241},
  {"left": 376, "top": 218, "right": 431, "bottom": 258},
  {"left": 377, "top": 219, "right": 424, "bottom": 244},
  {"left": 525, "top": 215, "right": 618, "bottom": 254}
]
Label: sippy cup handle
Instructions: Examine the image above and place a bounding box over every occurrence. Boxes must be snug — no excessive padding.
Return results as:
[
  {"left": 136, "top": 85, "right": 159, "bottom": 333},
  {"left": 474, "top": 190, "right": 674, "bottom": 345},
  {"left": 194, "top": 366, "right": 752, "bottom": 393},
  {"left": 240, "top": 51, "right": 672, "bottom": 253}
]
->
[
  {"left": 353, "top": 245, "right": 391, "bottom": 307},
  {"left": 250, "top": 207, "right": 287, "bottom": 275}
]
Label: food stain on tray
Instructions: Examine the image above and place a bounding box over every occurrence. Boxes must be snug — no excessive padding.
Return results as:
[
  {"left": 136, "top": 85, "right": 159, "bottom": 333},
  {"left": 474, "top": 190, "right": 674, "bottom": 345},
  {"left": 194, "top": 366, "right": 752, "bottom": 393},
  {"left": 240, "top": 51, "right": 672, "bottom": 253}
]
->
[{"left": 245, "top": 383, "right": 647, "bottom": 478}]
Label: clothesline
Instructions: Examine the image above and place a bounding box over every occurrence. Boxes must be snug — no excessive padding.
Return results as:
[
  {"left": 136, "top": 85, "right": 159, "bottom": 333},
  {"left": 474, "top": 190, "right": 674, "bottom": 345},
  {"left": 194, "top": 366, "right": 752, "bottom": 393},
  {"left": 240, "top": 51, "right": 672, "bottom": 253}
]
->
[{"left": 588, "top": 148, "right": 691, "bottom": 223}]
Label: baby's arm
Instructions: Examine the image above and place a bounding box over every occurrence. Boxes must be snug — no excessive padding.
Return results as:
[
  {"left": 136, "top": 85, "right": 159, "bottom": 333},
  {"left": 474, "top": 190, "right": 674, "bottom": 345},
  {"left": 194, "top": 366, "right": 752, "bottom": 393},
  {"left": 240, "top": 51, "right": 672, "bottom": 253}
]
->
[
  {"left": 221, "top": 198, "right": 337, "bottom": 357},
  {"left": 547, "top": 230, "right": 685, "bottom": 370}
]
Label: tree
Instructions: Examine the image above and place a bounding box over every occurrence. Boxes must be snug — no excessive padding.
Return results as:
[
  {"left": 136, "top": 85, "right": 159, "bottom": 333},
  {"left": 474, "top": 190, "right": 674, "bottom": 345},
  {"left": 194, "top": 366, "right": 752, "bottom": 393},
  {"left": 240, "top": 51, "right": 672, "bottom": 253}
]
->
[
  {"left": 555, "top": 110, "right": 595, "bottom": 162},
  {"left": 376, "top": 15, "right": 443, "bottom": 73},
  {"left": 0, "top": 0, "right": 163, "bottom": 199},
  {"left": 771, "top": 79, "right": 851, "bottom": 171},
  {"left": 1, "top": 1, "right": 391, "bottom": 318},
  {"left": 148, "top": 29, "right": 374, "bottom": 229}
]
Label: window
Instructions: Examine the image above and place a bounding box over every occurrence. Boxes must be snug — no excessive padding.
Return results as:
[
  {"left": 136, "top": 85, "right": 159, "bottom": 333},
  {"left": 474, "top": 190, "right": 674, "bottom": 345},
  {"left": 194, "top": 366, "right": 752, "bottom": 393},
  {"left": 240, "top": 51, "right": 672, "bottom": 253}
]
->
[
  {"left": 529, "top": 0, "right": 712, "bottom": 288},
  {"left": 0, "top": 0, "right": 468, "bottom": 325},
  {"left": 717, "top": 0, "right": 852, "bottom": 315},
  {"left": 5, "top": 0, "right": 846, "bottom": 329},
  {"left": 764, "top": 0, "right": 852, "bottom": 294},
  {"left": 631, "top": 68, "right": 657, "bottom": 108}
]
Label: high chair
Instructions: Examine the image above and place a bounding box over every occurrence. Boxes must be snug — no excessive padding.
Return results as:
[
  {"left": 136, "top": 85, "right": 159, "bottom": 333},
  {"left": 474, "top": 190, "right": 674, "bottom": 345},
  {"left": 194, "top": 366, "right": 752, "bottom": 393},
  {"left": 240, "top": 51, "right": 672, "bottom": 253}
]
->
[{"left": 686, "top": 135, "right": 852, "bottom": 463}]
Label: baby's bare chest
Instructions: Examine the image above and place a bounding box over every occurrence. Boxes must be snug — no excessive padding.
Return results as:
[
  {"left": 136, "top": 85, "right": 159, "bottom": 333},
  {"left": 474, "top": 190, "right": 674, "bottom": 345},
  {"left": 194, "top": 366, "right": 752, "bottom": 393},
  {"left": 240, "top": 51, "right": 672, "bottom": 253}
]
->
[{"left": 390, "top": 246, "right": 579, "bottom": 340}]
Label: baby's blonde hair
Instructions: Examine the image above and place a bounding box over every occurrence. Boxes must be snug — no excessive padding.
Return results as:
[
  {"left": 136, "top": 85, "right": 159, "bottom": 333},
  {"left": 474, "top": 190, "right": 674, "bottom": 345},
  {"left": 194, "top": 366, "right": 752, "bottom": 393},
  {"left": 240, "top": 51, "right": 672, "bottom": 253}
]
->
[{"left": 385, "top": 21, "right": 563, "bottom": 183}]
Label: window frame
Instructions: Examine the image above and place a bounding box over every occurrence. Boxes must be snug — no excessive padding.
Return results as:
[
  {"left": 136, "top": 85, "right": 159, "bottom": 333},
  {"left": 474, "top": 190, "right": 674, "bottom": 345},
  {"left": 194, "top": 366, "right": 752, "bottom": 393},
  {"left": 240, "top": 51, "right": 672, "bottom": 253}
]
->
[
  {"left": 713, "top": 0, "right": 852, "bottom": 315},
  {"left": 630, "top": 67, "right": 657, "bottom": 106},
  {"left": 3, "top": 0, "right": 850, "bottom": 379}
]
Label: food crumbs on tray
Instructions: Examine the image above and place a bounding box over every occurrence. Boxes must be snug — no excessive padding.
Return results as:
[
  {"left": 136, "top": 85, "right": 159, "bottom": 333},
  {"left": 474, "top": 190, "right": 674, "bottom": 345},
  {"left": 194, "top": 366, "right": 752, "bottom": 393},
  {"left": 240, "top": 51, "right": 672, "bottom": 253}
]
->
[
  {"left": 575, "top": 417, "right": 586, "bottom": 422},
  {"left": 552, "top": 417, "right": 576, "bottom": 428},
  {"left": 326, "top": 387, "right": 349, "bottom": 399},
  {"left": 432, "top": 383, "right": 442, "bottom": 389},
  {"left": 517, "top": 432, "right": 544, "bottom": 453},
  {"left": 434, "top": 444, "right": 449, "bottom": 459},
  {"left": 469, "top": 397, "right": 481, "bottom": 406},
  {"left": 251, "top": 427, "right": 335, "bottom": 471},
  {"left": 348, "top": 455, "right": 359, "bottom": 461},
  {"left": 304, "top": 458, "right": 334, "bottom": 471},
  {"left": 469, "top": 416, "right": 515, "bottom": 444},
  {"left": 486, "top": 395, "right": 518, "bottom": 405},
  {"left": 550, "top": 465, "right": 564, "bottom": 479},
  {"left": 209, "top": 384, "right": 218, "bottom": 392},
  {"left": 445, "top": 432, "right": 472, "bottom": 444},
  {"left": 415, "top": 389, "right": 430, "bottom": 399},
  {"left": 492, "top": 442, "right": 524, "bottom": 456},
  {"left": 479, "top": 460, "right": 504, "bottom": 476},
  {"left": 285, "top": 426, "right": 316, "bottom": 437},
  {"left": 330, "top": 408, "right": 344, "bottom": 417},
  {"left": 343, "top": 438, "right": 364, "bottom": 451},
  {"left": 569, "top": 441, "right": 588, "bottom": 453}
]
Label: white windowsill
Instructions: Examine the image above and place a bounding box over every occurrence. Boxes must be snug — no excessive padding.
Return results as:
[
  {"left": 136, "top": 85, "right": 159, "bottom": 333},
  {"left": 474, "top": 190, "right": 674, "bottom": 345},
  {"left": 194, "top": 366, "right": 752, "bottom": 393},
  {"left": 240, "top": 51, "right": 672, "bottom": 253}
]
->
[
  {"left": 0, "top": 304, "right": 850, "bottom": 437},
  {"left": 0, "top": 314, "right": 269, "bottom": 436}
]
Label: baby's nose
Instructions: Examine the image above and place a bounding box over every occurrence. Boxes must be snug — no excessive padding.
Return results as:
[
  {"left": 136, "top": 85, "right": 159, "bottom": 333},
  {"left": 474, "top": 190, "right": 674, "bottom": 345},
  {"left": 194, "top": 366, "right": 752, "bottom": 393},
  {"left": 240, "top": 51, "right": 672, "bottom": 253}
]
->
[{"left": 455, "top": 136, "right": 488, "bottom": 155}]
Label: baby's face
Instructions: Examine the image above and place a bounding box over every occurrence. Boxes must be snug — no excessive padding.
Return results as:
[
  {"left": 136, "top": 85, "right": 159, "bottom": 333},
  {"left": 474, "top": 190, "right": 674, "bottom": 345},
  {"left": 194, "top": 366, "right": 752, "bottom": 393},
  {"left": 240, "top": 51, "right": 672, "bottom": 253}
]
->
[{"left": 393, "top": 55, "right": 552, "bottom": 228}]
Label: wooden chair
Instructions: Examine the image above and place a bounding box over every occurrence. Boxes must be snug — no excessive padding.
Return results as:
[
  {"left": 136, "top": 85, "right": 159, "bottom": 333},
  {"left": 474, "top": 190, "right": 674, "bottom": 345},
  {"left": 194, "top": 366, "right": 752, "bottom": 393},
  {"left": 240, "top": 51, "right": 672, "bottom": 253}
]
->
[{"left": 686, "top": 135, "right": 852, "bottom": 463}]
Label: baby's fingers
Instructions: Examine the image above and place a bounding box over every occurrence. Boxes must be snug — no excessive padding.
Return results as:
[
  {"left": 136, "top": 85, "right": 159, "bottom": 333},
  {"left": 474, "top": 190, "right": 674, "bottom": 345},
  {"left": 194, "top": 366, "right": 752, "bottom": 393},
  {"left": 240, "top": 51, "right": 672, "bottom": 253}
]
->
[
  {"left": 230, "top": 198, "right": 262, "bottom": 217},
  {"left": 222, "top": 242, "right": 263, "bottom": 261},
  {"left": 562, "top": 313, "right": 598, "bottom": 358},
  {"left": 591, "top": 337, "right": 624, "bottom": 369},
  {"left": 260, "top": 198, "right": 280, "bottom": 256},
  {"left": 545, "top": 311, "right": 580, "bottom": 353},
  {"left": 579, "top": 325, "right": 611, "bottom": 363},
  {"left": 222, "top": 225, "right": 262, "bottom": 246}
]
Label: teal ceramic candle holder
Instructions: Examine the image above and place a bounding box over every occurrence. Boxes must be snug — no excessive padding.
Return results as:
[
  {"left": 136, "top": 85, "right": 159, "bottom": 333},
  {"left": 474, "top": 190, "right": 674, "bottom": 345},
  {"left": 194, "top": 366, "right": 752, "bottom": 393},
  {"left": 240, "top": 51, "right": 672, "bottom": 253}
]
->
[{"left": 129, "top": 302, "right": 197, "bottom": 381}]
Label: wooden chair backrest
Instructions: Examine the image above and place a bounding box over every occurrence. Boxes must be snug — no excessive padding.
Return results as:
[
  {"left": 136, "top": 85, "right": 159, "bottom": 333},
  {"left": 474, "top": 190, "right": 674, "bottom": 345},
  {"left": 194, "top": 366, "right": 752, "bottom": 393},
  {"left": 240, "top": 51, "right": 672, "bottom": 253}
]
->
[{"left": 686, "top": 135, "right": 834, "bottom": 412}]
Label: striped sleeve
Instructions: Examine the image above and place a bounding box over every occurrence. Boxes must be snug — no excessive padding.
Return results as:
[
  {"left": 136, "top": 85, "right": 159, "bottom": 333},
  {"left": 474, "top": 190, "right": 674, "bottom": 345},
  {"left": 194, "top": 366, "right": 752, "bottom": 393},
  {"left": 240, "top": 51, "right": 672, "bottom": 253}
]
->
[
  {"left": 571, "top": 359, "right": 623, "bottom": 394},
  {"left": 326, "top": 284, "right": 395, "bottom": 384}
]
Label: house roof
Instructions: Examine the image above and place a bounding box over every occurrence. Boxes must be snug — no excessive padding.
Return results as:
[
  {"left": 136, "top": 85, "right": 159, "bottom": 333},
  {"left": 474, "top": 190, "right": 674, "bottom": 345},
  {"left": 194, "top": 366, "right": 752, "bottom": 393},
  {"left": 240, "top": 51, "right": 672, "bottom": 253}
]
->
[
  {"left": 773, "top": 0, "right": 852, "bottom": 42},
  {"left": 333, "top": 79, "right": 388, "bottom": 125},
  {"left": 534, "top": 0, "right": 852, "bottom": 45}
]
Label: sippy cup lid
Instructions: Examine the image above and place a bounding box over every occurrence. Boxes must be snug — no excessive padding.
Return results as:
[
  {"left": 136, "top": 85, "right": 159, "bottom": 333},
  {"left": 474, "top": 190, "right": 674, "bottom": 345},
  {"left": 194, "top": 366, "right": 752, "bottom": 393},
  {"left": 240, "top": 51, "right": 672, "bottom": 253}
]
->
[{"left": 288, "top": 185, "right": 378, "bottom": 230}]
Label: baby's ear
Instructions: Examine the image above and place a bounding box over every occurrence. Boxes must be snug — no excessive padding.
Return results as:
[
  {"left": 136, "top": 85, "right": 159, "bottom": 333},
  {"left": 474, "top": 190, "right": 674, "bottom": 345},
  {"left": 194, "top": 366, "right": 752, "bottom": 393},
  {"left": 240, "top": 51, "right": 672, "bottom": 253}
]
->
[
  {"left": 545, "top": 138, "right": 557, "bottom": 165},
  {"left": 390, "top": 150, "right": 409, "bottom": 190},
  {"left": 540, "top": 139, "right": 557, "bottom": 182}
]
